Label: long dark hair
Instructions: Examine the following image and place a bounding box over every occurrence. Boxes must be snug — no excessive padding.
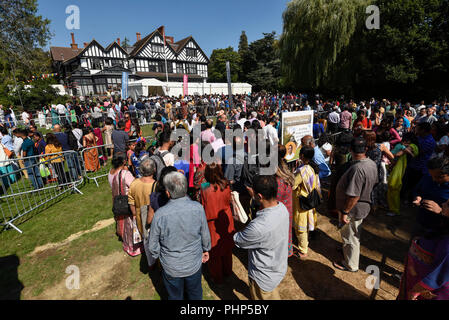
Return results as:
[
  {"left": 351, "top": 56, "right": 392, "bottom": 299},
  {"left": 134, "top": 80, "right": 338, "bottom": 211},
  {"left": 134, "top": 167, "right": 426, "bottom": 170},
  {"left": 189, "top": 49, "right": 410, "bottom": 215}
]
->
[
  {"left": 204, "top": 163, "right": 229, "bottom": 191},
  {"left": 46, "top": 133, "right": 62, "bottom": 148},
  {"left": 300, "top": 146, "right": 320, "bottom": 175}
]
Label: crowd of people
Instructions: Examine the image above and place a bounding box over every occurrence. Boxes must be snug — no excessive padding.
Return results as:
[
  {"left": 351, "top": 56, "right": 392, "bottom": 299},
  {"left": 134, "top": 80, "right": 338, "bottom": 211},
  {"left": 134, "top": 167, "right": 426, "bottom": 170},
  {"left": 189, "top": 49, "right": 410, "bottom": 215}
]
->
[{"left": 1, "top": 93, "right": 449, "bottom": 300}]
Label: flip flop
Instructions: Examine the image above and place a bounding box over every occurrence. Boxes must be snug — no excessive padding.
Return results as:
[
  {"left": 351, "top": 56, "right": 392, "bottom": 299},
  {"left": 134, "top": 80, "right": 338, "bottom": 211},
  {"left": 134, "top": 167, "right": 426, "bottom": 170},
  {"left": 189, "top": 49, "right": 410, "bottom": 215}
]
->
[{"left": 333, "top": 261, "right": 358, "bottom": 272}]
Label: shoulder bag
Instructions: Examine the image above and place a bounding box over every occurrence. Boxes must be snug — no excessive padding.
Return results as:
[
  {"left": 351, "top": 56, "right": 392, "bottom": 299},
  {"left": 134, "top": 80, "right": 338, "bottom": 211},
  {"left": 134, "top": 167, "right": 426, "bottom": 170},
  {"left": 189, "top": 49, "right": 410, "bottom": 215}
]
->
[{"left": 112, "top": 170, "right": 131, "bottom": 217}]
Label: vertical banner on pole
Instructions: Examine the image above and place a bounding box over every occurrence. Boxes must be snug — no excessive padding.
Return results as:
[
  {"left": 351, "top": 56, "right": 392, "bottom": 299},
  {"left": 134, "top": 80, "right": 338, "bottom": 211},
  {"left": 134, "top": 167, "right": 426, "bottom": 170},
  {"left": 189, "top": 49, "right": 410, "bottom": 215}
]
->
[
  {"left": 226, "top": 61, "right": 233, "bottom": 109},
  {"left": 183, "top": 75, "right": 189, "bottom": 97},
  {"left": 121, "top": 72, "right": 129, "bottom": 99}
]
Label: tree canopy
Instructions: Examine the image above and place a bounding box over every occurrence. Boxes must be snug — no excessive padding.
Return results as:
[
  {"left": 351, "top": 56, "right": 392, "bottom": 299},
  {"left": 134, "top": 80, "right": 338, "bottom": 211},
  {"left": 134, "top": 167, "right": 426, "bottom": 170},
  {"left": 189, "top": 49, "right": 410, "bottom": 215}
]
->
[
  {"left": 208, "top": 47, "right": 241, "bottom": 83},
  {"left": 280, "top": 0, "right": 449, "bottom": 100},
  {"left": 0, "top": 0, "right": 65, "bottom": 109}
]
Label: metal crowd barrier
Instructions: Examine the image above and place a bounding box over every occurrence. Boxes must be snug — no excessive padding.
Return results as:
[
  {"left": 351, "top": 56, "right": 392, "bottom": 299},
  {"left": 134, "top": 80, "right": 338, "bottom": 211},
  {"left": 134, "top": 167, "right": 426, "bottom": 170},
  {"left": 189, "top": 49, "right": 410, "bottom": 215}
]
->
[
  {"left": 79, "top": 134, "right": 156, "bottom": 187},
  {"left": 0, "top": 151, "right": 84, "bottom": 233}
]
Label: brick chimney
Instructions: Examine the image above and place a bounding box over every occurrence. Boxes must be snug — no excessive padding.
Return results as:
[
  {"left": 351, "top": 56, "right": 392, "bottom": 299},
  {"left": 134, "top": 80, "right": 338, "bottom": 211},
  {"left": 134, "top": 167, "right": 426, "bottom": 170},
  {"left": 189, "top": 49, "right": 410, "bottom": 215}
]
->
[
  {"left": 117, "top": 38, "right": 121, "bottom": 46},
  {"left": 136, "top": 32, "right": 141, "bottom": 41},
  {"left": 84, "top": 42, "right": 88, "bottom": 48},
  {"left": 70, "top": 33, "right": 78, "bottom": 49},
  {"left": 165, "top": 36, "right": 174, "bottom": 44}
]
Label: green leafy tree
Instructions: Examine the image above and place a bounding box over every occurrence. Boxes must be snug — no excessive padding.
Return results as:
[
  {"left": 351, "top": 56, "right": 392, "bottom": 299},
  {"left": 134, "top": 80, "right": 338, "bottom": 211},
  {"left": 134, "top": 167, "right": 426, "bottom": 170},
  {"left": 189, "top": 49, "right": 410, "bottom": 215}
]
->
[
  {"left": 122, "top": 37, "right": 131, "bottom": 49},
  {"left": 245, "top": 32, "right": 281, "bottom": 92},
  {"left": 238, "top": 31, "right": 250, "bottom": 81},
  {"left": 208, "top": 47, "right": 241, "bottom": 83},
  {"left": 280, "top": 0, "right": 449, "bottom": 100},
  {"left": 280, "top": 0, "right": 369, "bottom": 90},
  {"left": 0, "top": 0, "right": 52, "bottom": 106}
]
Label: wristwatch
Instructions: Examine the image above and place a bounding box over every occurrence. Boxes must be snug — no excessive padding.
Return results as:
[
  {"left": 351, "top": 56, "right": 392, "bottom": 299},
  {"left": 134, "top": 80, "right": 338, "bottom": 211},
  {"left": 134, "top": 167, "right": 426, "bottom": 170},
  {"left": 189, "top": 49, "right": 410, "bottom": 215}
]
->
[{"left": 341, "top": 210, "right": 350, "bottom": 216}]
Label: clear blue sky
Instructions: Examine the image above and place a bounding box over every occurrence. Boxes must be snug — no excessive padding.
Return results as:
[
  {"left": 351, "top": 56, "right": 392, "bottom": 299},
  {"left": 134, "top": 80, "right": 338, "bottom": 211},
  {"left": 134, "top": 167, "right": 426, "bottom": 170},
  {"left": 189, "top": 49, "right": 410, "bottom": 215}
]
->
[{"left": 37, "top": 0, "right": 290, "bottom": 56}]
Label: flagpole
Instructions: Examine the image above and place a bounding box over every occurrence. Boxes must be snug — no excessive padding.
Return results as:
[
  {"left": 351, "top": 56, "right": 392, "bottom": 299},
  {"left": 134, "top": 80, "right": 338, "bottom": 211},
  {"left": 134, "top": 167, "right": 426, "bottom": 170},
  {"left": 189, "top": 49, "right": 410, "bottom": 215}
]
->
[{"left": 163, "top": 28, "right": 169, "bottom": 96}]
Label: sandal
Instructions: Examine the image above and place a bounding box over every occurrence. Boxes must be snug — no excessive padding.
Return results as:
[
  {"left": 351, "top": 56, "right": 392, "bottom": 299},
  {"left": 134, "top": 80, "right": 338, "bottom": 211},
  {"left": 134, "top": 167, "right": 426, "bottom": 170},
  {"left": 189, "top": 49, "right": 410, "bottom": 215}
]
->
[{"left": 333, "top": 261, "right": 358, "bottom": 272}]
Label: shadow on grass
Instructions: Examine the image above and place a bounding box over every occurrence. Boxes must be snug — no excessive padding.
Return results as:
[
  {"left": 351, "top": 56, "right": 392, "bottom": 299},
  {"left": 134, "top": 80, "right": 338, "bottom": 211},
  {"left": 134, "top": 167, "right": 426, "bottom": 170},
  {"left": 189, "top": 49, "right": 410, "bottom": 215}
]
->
[{"left": 0, "top": 255, "right": 24, "bottom": 300}]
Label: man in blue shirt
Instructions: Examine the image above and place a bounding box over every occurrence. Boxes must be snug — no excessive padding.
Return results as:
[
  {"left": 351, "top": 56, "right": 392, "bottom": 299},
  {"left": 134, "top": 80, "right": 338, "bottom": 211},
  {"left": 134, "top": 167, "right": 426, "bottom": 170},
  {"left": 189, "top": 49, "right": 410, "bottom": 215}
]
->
[
  {"left": 149, "top": 172, "right": 211, "bottom": 300},
  {"left": 234, "top": 175, "right": 289, "bottom": 300}
]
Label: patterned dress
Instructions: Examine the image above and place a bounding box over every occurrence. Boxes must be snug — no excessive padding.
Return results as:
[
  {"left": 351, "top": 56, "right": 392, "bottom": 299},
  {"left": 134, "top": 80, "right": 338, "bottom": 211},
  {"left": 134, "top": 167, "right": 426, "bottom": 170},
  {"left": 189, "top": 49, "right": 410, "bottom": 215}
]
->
[{"left": 277, "top": 177, "right": 293, "bottom": 257}]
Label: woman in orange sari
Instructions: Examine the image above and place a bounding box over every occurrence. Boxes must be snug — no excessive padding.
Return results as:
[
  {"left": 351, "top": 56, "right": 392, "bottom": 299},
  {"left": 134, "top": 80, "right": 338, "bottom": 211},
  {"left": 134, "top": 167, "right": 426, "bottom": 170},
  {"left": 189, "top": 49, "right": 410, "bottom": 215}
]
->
[
  {"left": 83, "top": 128, "right": 100, "bottom": 172},
  {"left": 200, "top": 163, "right": 235, "bottom": 284}
]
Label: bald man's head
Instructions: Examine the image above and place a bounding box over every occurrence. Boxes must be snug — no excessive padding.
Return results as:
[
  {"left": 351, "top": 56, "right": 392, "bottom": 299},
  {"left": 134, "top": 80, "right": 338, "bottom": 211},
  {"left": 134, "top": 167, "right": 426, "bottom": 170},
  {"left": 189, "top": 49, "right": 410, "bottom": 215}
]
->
[
  {"left": 53, "top": 124, "right": 61, "bottom": 132},
  {"left": 301, "top": 135, "right": 315, "bottom": 148}
]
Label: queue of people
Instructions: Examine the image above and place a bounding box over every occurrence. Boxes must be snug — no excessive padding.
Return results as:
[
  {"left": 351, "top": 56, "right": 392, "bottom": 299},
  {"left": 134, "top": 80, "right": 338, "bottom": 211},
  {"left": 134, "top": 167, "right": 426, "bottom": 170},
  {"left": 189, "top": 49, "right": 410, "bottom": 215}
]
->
[{"left": 1, "top": 93, "right": 449, "bottom": 300}]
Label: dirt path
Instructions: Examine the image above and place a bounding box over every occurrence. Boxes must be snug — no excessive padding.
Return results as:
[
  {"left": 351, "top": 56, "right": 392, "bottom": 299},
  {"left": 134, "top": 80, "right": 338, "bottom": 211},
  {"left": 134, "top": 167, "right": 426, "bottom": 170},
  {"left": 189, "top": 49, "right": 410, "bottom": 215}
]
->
[
  {"left": 28, "top": 219, "right": 115, "bottom": 257},
  {"left": 25, "top": 204, "right": 408, "bottom": 300}
]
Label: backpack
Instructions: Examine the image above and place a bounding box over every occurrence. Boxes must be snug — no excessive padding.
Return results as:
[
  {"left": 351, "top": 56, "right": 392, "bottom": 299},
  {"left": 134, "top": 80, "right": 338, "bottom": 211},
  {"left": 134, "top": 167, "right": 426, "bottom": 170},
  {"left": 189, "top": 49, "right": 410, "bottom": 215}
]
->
[
  {"left": 150, "top": 150, "right": 169, "bottom": 180},
  {"left": 241, "top": 154, "right": 260, "bottom": 188}
]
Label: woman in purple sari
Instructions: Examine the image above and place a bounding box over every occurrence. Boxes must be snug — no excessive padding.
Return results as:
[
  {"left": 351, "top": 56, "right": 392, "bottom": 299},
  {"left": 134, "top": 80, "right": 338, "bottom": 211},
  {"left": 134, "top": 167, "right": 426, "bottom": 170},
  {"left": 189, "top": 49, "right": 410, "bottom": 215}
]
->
[{"left": 398, "top": 199, "right": 449, "bottom": 300}]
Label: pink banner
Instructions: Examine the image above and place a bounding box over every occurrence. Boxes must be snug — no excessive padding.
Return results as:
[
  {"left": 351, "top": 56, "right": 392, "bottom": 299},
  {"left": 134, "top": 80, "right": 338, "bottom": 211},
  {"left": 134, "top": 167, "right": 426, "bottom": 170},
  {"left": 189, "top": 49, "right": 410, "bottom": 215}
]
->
[{"left": 183, "top": 75, "right": 188, "bottom": 97}]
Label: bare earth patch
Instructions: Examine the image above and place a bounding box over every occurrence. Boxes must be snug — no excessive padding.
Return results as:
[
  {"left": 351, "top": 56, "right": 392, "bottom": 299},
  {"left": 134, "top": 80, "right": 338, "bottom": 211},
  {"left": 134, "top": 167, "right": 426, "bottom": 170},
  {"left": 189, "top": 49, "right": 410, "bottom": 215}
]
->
[
  {"left": 28, "top": 219, "right": 115, "bottom": 257},
  {"left": 21, "top": 201, "right": 410, "bottom": 300}
]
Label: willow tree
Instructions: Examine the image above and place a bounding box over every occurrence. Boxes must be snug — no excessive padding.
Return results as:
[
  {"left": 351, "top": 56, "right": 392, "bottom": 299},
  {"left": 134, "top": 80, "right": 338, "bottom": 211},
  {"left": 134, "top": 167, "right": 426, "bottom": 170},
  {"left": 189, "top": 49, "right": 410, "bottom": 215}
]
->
[{"left": 280, "top": 0, "right": 370, "bottom": 90}]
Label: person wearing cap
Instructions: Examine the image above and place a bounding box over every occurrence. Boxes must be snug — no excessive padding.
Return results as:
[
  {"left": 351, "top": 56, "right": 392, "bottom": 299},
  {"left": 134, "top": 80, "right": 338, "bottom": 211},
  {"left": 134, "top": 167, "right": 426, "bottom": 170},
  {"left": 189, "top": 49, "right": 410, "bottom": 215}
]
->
[{"left": 333, "top": 137, "right": 378, "bottom": 272}]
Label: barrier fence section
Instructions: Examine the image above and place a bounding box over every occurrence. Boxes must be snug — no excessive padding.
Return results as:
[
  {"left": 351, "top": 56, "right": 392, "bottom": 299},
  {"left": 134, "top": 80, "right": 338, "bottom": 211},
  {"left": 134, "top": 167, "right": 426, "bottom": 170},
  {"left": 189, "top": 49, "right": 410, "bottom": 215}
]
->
[
  {"left": 0, "top": 151, "right": 84, "bottom": 233},
  {"left": 80, "top": 134, "right": 157, "bottom": 187}
]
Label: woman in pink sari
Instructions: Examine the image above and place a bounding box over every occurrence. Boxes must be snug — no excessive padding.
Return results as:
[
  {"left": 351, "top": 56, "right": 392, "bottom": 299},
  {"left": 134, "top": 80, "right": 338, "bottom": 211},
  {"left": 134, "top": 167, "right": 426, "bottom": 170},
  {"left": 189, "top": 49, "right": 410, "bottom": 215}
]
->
[
  {"left": 108, "top": 153, "right": 142, "bottom": 256},
  {"left": 398, "top": 199, "right": 449, "bottom": 300}
]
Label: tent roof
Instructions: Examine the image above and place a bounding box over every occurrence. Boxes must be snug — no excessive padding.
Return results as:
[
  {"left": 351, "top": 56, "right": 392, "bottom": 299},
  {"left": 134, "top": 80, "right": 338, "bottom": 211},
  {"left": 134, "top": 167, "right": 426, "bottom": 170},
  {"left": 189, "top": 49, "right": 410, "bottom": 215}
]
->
[{"left": 128, "top": 78, "right": 166, "bottom": 87}]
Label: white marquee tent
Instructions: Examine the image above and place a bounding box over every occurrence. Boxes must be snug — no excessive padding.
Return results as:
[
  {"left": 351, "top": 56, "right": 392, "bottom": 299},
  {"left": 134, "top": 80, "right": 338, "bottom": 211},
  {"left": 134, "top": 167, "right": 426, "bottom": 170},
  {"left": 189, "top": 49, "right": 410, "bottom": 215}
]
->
[{"left": 128, "top": 79, "right": 252, "bottom": 99}]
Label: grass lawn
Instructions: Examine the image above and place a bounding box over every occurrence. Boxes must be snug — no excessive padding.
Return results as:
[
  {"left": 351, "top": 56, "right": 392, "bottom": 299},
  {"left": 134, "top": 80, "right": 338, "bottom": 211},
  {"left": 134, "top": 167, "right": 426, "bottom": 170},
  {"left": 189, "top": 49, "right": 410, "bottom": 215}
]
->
[{"left": 0, "top": 176, "right": 216, "bottom": 300}]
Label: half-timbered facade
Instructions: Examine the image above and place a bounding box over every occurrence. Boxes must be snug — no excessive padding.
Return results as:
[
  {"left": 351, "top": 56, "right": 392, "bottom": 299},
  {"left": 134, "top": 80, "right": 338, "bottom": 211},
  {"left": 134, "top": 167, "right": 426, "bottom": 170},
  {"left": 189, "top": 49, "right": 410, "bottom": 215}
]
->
[{"left": 50, "top": 26, "right": 210, "bottom": 96}]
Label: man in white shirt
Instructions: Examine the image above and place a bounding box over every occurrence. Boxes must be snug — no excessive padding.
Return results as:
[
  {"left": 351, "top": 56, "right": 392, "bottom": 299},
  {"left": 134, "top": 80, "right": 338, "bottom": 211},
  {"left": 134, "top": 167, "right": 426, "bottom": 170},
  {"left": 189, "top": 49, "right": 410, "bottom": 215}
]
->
[
  {"left": 328, "top": 107, "right": 340, "bottom": 134},
  {"left": 237, "top": 111, "right": 247, "bottom": 129},
  {"left": 21, "top": 111, "right": 30, "bottom": 125},
  {"left": 263, "top": 117, "right": 279, "bottom": 146},
  {"left": 417, "top": 101, "right": 427, "bottom": 112}
]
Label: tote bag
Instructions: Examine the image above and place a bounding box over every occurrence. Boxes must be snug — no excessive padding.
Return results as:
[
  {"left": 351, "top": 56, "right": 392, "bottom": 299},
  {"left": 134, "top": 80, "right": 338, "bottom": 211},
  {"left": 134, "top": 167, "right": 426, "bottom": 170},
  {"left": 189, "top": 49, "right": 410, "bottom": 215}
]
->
[{"left": 230, "top": 191, "right": 248, "bottom": 224}]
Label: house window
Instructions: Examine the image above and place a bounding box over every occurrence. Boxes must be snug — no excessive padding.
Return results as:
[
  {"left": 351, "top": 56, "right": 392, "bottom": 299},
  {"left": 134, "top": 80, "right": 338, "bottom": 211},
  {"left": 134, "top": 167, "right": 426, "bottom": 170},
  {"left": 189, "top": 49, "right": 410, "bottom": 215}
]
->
[
  {"left": 176, "top": 63, "right": 184, "bottom": 74},
  {"left": 186, "top": 48, "right": 197, "bottom": 57},
  {"left": 186, "top": 63, "right": 197, "bottom": 75},
  {"left": 110, "top": 59, "right": 122, "bottom": 67},
  {"left": 148, "top": 61, "right": 157, "bottom": 72},
  {"left": 152, "top": 44, "right": 164, "bottom": 53},
  {"left": 92, "top": 58, "right": 102, "bottom": 70}
]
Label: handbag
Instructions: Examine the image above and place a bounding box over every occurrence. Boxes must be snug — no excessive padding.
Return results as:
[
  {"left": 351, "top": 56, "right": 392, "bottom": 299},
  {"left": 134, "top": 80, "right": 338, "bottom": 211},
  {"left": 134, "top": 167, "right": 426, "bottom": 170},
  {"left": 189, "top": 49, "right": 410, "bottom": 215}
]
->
[
  {"left": 230, "top": 191, "right": 249, "bottom": 224},
  {"left": 299, "top": 188, "right": 322, "bottom": 211},
  {"left": 39, "top": 160, "right": 51, "bottom": 178},
  {"left": 132, "top": 217, "right": 142, "bottom": 244},
  {"left": 112, "top": 170, "right": 131, "bottom": 217},
  {"left": 1, "top": 144, "right": 13, "bottom": 158}
]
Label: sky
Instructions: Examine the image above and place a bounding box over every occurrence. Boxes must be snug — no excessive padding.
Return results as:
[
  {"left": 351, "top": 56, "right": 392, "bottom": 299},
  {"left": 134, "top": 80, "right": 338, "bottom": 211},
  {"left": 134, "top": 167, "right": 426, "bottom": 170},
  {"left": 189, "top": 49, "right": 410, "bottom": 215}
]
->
[{"left": 37, "top": 0, "right": 290, "bottom": 56}]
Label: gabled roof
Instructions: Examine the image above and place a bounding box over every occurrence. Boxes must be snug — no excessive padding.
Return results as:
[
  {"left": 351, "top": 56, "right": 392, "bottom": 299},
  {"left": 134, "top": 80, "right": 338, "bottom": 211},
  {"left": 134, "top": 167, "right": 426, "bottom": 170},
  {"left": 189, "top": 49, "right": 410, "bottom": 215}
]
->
[
  {"left": 129, "top": 27, "right": 179, "bottom": 58},
  {"left": 174, "top": 36, "right": 210, "bottom": 63},
  {"left": 62, "top": 39, "right": 105, "bottom": 64},
  {"left": 52, "top": 39, "right": 128, "bottom": 64},
  {"left": 50, "top": 47, "right": 82, "bottom": 62},
  {"left": 104, "top": 41, "right": 129, "bottom": 56},
  {"left": 129, "top": 30, "right": 158, "bottom": 57},
  {"left": 173, "top": 36, "right": 192, "bottom": 53}
]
